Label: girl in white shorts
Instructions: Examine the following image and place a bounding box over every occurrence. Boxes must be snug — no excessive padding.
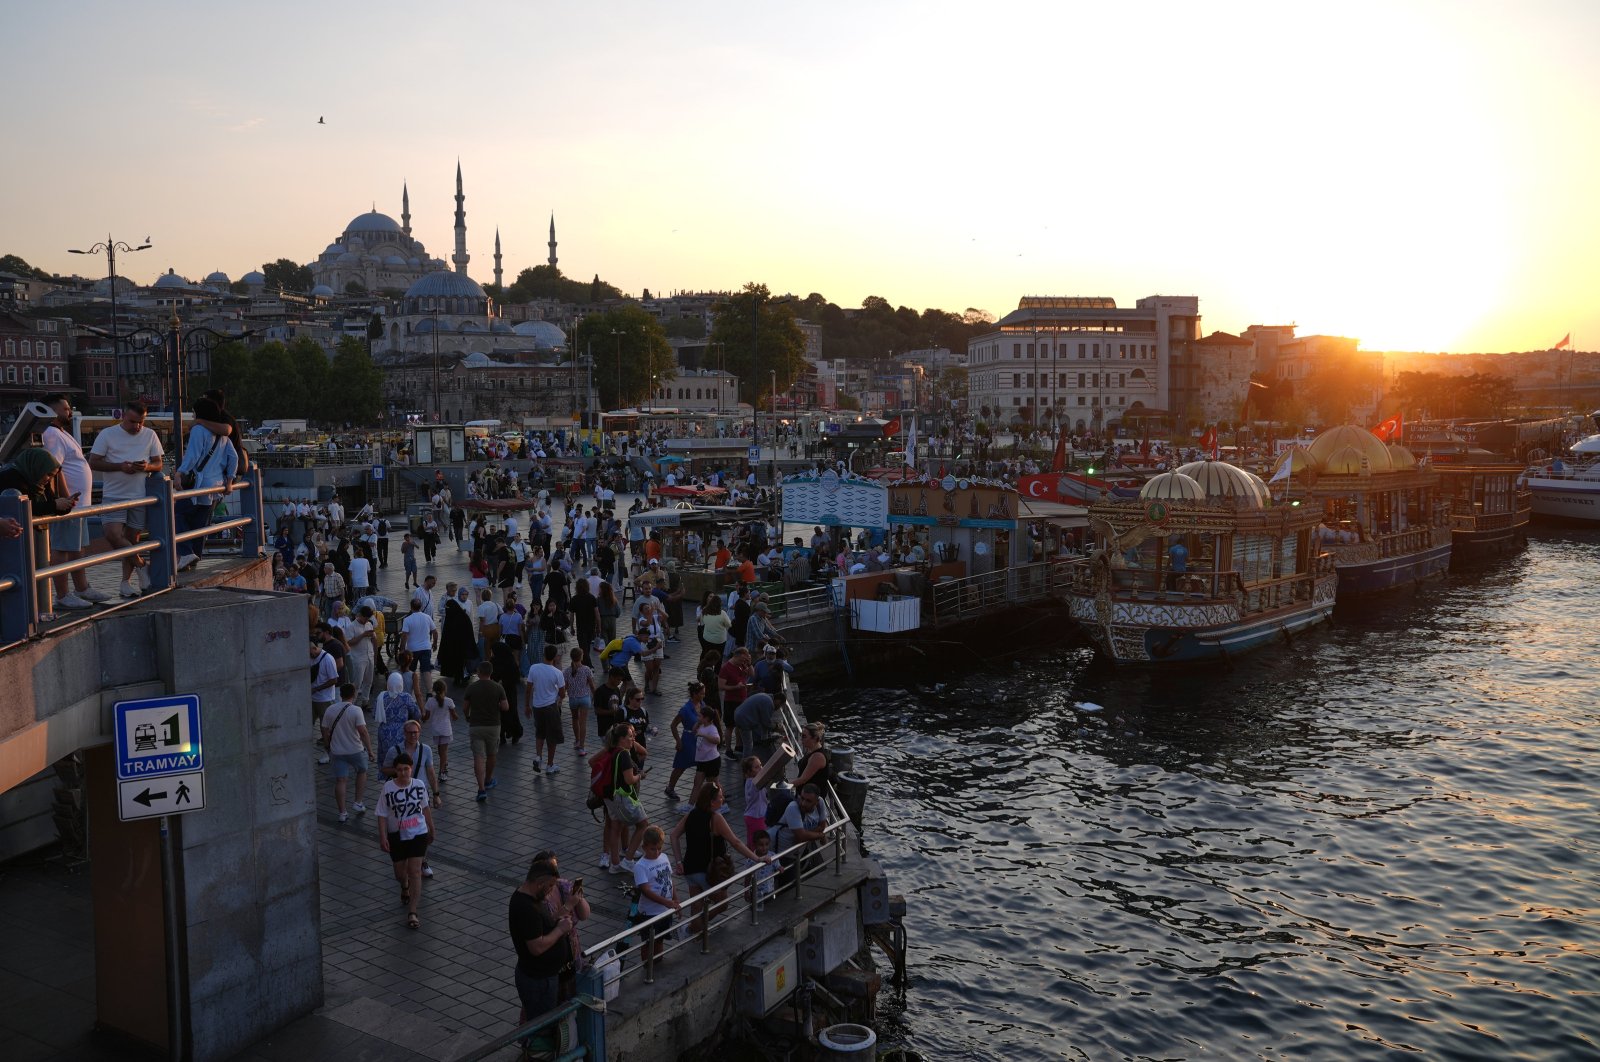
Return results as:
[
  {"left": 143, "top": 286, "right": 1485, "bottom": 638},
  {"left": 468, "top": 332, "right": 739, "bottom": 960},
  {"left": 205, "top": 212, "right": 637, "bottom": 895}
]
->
[{"left": 422, "top": 679, "right": 457, "bottom": 781}]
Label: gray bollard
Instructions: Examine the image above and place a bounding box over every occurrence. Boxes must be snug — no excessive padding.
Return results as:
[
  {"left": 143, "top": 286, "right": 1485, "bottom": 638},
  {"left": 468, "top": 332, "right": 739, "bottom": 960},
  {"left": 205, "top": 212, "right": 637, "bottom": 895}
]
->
[
  {"left": 834, "top": 772, "right": 868, "bottom": 831},
  {"left": 829, "top": 746, "right": 855, "bottom": 776}
]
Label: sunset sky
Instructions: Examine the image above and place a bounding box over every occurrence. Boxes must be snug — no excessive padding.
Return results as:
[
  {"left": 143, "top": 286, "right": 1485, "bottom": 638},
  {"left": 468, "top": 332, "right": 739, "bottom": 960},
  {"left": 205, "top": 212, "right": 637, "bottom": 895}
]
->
[{"left": 6, "top": 1, "right": 1597, "bottom": 353}]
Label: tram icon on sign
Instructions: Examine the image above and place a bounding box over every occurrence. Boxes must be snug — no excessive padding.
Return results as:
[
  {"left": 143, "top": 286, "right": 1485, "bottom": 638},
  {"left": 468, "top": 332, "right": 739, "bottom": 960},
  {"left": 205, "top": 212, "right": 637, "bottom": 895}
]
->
[
  {"left": 133, "top": 723, "right": 158, "bottom": 751},
  {"left": 132, "top": 714, "right": 184, "bottom": 752}
]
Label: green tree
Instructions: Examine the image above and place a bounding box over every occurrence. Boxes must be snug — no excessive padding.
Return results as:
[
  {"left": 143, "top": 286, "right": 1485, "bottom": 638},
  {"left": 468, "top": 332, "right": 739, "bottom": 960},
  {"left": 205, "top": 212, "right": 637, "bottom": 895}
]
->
[
  {"left": 0, "top": 254, "right": 50, "bottom": 279},
  {"left": 570, "top": 306, "right": 675, "bottom": 409},
  {"left": 287, "top": 337, "right": 331, "bottom": 420},
  {"left": 344, "top": 279, "right": 366, "bottom": 295},
  {"left": 506, "top": 265, "right": 623, "bottom": 305},
  {"left": 261, "top": 258, "right": 313, "bottom": 293},
  {"left": 707, "top": 283, "right": 807, "bottom": 406},
  {"left": 663, "top": 315, "right": 706, "bottom": 340},
  {"left": 326, "top": 337, "right": 384, "bottom": 425},
  {"left": 237, "top": 342, "right": 305, "bottom": 419},
  {"left": 204, "top": 340, "right": 254, "bottom": 408}
]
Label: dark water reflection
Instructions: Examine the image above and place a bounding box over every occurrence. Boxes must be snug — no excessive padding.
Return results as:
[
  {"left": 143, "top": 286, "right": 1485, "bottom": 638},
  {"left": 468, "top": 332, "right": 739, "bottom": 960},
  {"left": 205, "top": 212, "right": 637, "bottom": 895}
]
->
[{"left": 804, "top": 531, "right": 1600, "bottom": 1060}]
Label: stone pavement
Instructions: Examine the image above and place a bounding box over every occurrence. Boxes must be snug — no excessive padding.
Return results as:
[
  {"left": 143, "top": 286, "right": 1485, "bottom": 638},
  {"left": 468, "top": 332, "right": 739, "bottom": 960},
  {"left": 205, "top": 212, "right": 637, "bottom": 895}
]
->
[{"left": 1, "top": 492, "right": 781, "bottom": 1061}]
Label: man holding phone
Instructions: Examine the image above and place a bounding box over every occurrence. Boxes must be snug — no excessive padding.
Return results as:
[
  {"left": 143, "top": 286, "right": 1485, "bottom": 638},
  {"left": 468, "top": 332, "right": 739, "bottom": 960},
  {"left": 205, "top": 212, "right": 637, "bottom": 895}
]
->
[
  {"left": 40, "top": 393, "right": 107, "bottom": 610},
  {"left": 87, "top": 401, "right": 164, "bottom": 599}
]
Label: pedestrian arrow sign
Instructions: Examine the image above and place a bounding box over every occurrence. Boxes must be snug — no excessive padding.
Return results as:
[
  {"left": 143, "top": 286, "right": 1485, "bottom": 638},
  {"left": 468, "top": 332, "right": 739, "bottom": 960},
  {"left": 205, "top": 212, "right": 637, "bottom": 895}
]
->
[
  {"left": 115, "top": 694, "right": 203, "bottom": 780},
  {"left": 118, "top": 771, "right": 205, "bottom": 822}
]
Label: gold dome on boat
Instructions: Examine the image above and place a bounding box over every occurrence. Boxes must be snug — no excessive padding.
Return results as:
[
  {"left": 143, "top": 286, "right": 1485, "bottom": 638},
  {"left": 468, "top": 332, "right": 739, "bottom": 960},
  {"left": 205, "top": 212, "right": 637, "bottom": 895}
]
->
[
  {"left": 1307, "top": 425, "right": 1394, "bottom": 474},
  {"left": 1172, "top": 460, "right": 1270, "bottom": 509},
  {"left": 1320, "top": 445, "right": 1372, "bottom": 475},
  {"left": 1139, "top": 471, "right": 1207, "bottom": 501},
  {"left": 1386, "top": 443, "right": 1418, "bottom": 470}
]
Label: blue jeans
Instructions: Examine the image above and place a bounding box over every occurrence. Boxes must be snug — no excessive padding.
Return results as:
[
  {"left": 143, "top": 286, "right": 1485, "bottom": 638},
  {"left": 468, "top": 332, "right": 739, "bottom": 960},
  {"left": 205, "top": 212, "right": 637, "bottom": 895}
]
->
[
  {"left": 174, "top": 497, "right": 214, "bottom": 557},
  {"left": 515, "top": 966, "right": 561, "bottom": 1023}
]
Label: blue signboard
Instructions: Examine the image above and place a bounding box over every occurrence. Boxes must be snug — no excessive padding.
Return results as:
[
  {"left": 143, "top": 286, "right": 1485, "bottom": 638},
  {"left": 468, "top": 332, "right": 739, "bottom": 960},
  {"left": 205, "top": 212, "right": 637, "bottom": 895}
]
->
[
  {"left": 371, "top": 465, "right": 385, "bottom": 481},
  {"left": 115, "top": 694, "right": 203, "bottom": 780},
  {"left": 748, "top": 445, "right": 761, "bottom": 463}
]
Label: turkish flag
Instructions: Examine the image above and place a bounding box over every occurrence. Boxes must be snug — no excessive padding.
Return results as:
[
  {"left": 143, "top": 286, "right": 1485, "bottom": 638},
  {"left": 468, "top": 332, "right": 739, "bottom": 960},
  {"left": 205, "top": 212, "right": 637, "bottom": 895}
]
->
[
  {"left": 1555, "top": 333, "right": 1571, "bottom": 350},
  {"left": 882, "top": 417, "right": 901, "bottom": 437},
  {"left": 1372, "top": 413, "right": 1403, "bottom": 442},
  {"left": 1199, "top": 427, "right": 1217, "bottom": 453}
]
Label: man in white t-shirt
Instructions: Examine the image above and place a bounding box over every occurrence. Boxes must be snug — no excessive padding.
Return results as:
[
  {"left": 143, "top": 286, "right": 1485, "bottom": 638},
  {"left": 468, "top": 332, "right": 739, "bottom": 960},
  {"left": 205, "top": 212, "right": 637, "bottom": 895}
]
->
[
  {"left": 41, "top": 394, "right": 109, "bottom": 609},
  {"left": 340, "top": 603, "right": 378, "bottom": 706},
  {"left": 400, "top": 597, "right": 438, "bottom": 677},
  {"left": 523, "top": 644, "right": 567, "bottom": 774},
  {"left": 87, "top": 402, "right": 164, "bottom": 598},
  {"left": 310, "top": 638, "right": 341, "bottom": 763}
]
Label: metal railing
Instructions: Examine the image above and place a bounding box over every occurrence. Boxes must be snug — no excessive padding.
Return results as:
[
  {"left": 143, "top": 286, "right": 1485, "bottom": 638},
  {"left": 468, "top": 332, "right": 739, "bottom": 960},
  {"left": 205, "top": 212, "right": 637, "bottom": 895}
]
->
[
  {"left": 253, "top": 446, "right": 381, "bottom": 469},
  {"left": 767, "top": 582, "right": 835, "bottom": 623},
  {"left": 928, "top": 561, "right": 1054, "bottom": 624},
  {"left": 0, "top": 467, "right": 266, "bottom": 649},
  {"left": 451, "top": 994, "right": 600, "bottom": 1062}
]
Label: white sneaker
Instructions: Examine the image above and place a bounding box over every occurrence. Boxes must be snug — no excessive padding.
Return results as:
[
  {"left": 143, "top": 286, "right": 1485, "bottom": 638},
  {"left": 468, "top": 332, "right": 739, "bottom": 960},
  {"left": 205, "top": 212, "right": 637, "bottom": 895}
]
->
[
  {"left": 137, "top": 567, "right": 151, "bottom": 590},
  {"left": 352, "top": 802, "right": 367, "bottom": 813},
  {"left": 338, "top": 811, "right": 348, "bottom": 823},
  {"left": 544, "top": 764, "right": 560, "bottom": 774},
  {"left": 119, "top": 581, "right": 141, "bottom": 599},
  {"left": 176, "top": 553, "right": 199, "bottom": 571},
  {"left": 318, "top": 753, "right": 330, "bottom": 765},
  {"left": 79, "top": 588, "right": 113, "bottom": 603},
  {"left": 618, "top": 857, "right": 636, "bottom": 873},
  {"left": 58, "top": 593, "right": 95, "bottom": 610},
  {"left": 598, "top": 854, "right": 610, "bottom": 869}
]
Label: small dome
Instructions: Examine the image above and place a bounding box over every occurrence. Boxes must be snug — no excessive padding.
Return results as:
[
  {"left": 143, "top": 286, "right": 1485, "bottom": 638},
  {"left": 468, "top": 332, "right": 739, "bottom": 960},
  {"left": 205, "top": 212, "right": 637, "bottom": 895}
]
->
[
  {"left": 1173, "top": 460, "right": 1270, "bottom": 508},
  {"left": 383, "top": 255, "right": 407, "bottom": 268},
  {"left": 337, "top": 251, "right": 359, "bottom": 265},
  {"left": 408, "top": 256, "right": 422, "bottom": 267},
  {"left": 404, "top": 270, "right": 487, "bottom": 300},
  {"left": 1307, "top": 424, "right": 1393, "bottom": 474},
  {"left": 490, "top": 320, "right": 514, "bottom": 334},
  {"left": 459, "top": 321, "right": 487, "bottom": 333},
  {"left": 311, "top": 284, "right": 335, "bottom": 297},
  {"left": 1387, "top": 444, "right": 1418, "bottom": 470},
  {"left": 205, "top": 270, "right": 230, "bottom": 284},
  {"left": 1320, "top": 445, "right": 1371, "bottom": 475},
  {"left": 1139, "top": 472, "right": 1206, "bottom": 502},
  {"left": 323, "top": 242, "right": 344, "bottom": 257},
  {"left": 345, "top": 211, "right": 401, "bottom": 235},
  {"left": 511, "top": 320, "right": 568, "bottom": 349},
  {"left": 461, "top": 351, "right": 494, "bottom": 367},
  {"left": 1270, "top": 447, "right": 1317, "bottom": 480},
  {"left": 153, "top": 269, "right": 190, "bottom": 289},
  {"left": 240, "top": 270, "right": 266, "bottom": 285},
  {"left": 413, "top": 318, "right": 439, "bottom": 334}
]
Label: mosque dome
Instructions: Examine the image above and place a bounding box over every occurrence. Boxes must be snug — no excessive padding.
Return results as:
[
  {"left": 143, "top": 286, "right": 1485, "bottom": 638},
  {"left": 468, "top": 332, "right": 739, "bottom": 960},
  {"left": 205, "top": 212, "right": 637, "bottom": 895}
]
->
[
  {"left": 511, "top": 320, "right": 568, "bottom": 349},
  {"left": 240, "top": 270, "right": 266, "bottom": 286},
  {"left": 92, "top": 276, "right": 138, "bottom": 295},
  {"left": 1386, "top": 443, "right": 1418, "bottom": 470},
  {"left": 345, "top": 211, "right": 402, "bottom": 235},
  {"left": 311, "top": 284, "right": 335, "bottom": 297},
  {"left": 461, "top": 351, "right": 495, "bottom": 367},
  {"left": 323, "top": 242, "right": 344, "bottom": 257},
  {"left": 459, "top": 321, "right": 488, "bottom": 334},
  {"left": 404, "top": 270, "right": 487, "bottom": 300},
  {"left": 336, "top": 251, "right": 359, "bottom": 265},
  {"left": 428, "top": 257, "right": 448, "bottom": 270},
  {"left": 205, "top": 270, "right": 230, "bottom": 284},
  {"left": 383, "top": 255, "right": 407, "bottom": 268},
  {"left": 408, "top": 257, "right": 422, "bottom": 268},
  {"left": 1173, "top": 460, "right": 1270, "bottom": 508},
  {"left": 1307, "top": 424, "right": 1393, "bottom": 474},
  {"left": 413, "top": 318, "right": 440, "bottom": 334},
  {"left": 490, "top": 320, "right": 514, "bottom": 335},
  {"left": 153, "top": 269, "right": 190, "bottom": 289},
  {"left": 1139, "top": 472, "right": 1206, "bottom": 502}
]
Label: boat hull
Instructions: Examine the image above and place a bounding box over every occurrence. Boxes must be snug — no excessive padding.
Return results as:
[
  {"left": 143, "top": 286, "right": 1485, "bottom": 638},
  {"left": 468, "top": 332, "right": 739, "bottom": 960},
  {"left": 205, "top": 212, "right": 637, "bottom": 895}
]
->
[
  {"left": 1523, "top": 480, "right": 1600, "bottom": 523},
  {"left": 1450, "top": 523, "right": 1528, "bottom": 564},
  {"left": 1066, "top": 583, "right": 1336, "bottom": 664},
  {"left": 1331, "top": 540, "right": 1451, "bottom": 595}
]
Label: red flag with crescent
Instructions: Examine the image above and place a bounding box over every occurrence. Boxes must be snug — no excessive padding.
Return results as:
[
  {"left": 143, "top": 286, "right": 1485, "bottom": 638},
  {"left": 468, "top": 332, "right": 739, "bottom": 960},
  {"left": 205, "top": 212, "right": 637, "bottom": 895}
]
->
[
  {"left": 882, "top": 417, "right": 901, "bottom": 437},
  {"left": 1372, "top": 413, "right": 1403, "bottom": 442},
  {"left": 1555, "top": 333, "right": 1571, "bottom": 350}
]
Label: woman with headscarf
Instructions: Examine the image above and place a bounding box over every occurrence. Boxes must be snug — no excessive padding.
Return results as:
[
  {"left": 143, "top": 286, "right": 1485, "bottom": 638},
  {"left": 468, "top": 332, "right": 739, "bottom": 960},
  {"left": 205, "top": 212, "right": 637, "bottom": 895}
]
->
[
  {"left": 373, "top": 671, "right": 421, "bottom": 762},
  {"left": 438, "top": 586, "right": 477, "bottom": 685}
]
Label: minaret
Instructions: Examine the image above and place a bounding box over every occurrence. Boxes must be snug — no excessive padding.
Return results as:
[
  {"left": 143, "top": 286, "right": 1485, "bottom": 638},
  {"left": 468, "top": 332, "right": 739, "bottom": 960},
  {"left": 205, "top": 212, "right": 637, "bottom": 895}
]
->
[
  {"left": 452, "top": 161, "right": 470, "bottom": 275},
  {"left": 401, "top": 181, "right": 411, "bottom": 237},
  {"left": 493, "top": 228, "right": 503, "bottom": 290},
  {"left": 547, "top": 213, "right": 558, "bottom": 268}
]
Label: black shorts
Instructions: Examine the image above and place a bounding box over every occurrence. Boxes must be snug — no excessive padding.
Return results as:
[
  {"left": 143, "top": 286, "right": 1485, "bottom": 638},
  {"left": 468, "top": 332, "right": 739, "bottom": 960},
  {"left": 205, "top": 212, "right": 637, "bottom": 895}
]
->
[
  {"left": 534, "top": 704, "right": 563, "bottom": 744},
  {"left": 695, "top": 758, "right": 721, "bottom": 778},
  {"left": 388, "top": 831, "right": 430, "bottom": 863}
]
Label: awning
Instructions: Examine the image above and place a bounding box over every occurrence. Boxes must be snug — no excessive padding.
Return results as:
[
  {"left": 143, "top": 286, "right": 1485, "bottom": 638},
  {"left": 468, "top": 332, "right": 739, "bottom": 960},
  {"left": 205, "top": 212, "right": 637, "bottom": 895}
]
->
[{"left": 1017, "top": 497, "right": 1090, "bottom": 527}]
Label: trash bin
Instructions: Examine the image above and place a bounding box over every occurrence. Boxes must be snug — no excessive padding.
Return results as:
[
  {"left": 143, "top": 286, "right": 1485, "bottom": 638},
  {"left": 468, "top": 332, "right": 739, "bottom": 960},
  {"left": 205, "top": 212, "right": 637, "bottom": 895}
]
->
[{"left": 818, "top": 1024, "right": 877, "bottom": 1060}]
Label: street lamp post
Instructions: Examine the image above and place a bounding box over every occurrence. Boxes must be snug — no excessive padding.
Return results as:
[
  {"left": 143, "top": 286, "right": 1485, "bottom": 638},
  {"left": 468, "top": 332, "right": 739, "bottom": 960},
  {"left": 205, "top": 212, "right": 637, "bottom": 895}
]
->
[{"left": 68, "top": 234, "right": 151, "bottom": 366}]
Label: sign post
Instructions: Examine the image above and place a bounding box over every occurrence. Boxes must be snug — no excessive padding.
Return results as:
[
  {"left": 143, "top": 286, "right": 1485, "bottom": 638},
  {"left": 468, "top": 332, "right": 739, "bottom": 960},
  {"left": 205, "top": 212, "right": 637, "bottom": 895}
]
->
[{"left": 114, "top": 694, "right": 204, "bottom": 1062}]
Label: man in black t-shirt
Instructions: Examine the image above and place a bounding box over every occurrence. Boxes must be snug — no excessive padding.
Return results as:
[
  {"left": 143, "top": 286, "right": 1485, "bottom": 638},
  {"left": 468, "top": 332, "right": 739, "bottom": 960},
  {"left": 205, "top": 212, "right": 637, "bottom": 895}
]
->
[
  {"left": 592, "top": 666, "right": 627, "bottom": 735},
  {"left": 508, "top": 860, "right": 573, "bottom": 1022}
]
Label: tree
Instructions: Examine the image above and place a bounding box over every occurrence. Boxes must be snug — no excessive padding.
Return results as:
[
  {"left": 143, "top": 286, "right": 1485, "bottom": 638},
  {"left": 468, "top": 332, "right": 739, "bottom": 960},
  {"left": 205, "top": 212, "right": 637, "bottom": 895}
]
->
[
  {"left": 344, "top": 279, "right": 367, "bottom": 295},
  {"left": 570, "top": 306, "right": 675, "bottom": 410},
  {"left": 0, "top": 254, "right": 50, "bottom": 279},
  {"left": 663, "top": 315, "right": 706, "bottom": 340},
  {"left": 261, "top": 258, "right": 313, "bottom": 293},
  {"left": 505, "top": 265, "right": 623, "bottom": 305},
  {"left": 707, "top": 283, "right": 807, "bottom": 407},
  {"left": 235, "top": 342, "right": 305, "bottom": 419},
  {"left": 287, "top": 337, "right": 331, "bottom": 420},
  {"left": 204, "top": 340, "right": 254, "bottom": 409},
  {"left": 326, "top": 337, "right": 384, "bottom": 424}
]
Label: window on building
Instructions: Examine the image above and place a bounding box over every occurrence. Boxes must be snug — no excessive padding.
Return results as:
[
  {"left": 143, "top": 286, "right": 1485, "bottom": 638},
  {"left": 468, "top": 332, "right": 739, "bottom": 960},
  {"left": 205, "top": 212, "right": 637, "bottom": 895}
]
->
[
  {"left": 1078, "top": 343, "right": 1086, "bottom": 358},
  {"left": 1092, "top": 343, "right": 1099, "bottom": 356},
  {"left": 1077, "top": 373, "right": 1085, "bottom": 387},
  {"left": 52, "top": 366, "right": 62, "bottom": 383},
  {"left": 1012, "top": 343, "right": 1020, "bottom": 357},
  {"left": 1012, "top": 373, "right": 1021, "bottom": 389},
  {"left": 1118, "top": 396, "right": 1126, "bottom": 405},
  {"left": 2, "top": 341, "right": 10, "bottom": 358},
  {"left": 1119, "top": 373, "right": 1126, "bottom": 387},
  {"left": 50, "top": 342, "right": 60, "bottom": 357},
  {"left": 1026, "top": 343, "right": 1034, "bottom": 358},
  {"left": 20, "top": 341, "right": 29, "bottom": 357},
  {"left": 1077, "top": 396, "right": 1086, "bottom": 405},
  {"left": 21, "top": 366, "right": 31, "bottom": 384},
  {"left": 1013, "top": 396, "right": 1021, "bottom": 406}
]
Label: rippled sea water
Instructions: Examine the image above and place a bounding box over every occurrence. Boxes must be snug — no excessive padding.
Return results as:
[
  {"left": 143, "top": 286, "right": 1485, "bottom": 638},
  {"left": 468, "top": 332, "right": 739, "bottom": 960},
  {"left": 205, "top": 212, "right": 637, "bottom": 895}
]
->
[{"left": 803, "top": 529, "right": 1600, "bottom": 1061}]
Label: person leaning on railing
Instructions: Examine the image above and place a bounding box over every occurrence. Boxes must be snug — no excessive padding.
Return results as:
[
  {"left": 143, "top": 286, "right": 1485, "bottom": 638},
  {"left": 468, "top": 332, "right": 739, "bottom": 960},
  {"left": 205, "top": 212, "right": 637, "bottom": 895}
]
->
[{"left": 0, "top": 448, "right": 77, "bottom": 620}]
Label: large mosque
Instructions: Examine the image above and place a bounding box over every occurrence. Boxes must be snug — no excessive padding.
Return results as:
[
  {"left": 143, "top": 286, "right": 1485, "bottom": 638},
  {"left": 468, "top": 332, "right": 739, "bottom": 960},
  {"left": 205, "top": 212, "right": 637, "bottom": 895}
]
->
[{"left": 308, "top": 165, "right": 568, "bottom": 358}]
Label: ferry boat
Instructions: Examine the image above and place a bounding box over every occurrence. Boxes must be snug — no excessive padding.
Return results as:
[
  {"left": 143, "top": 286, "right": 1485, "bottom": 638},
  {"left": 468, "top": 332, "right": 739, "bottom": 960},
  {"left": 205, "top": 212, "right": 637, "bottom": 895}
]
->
[
  {"left": 1436, "top": 464, "right": 1531, "bottom": 561},
  {"left": 1279, "top": 425, "right": 1453, "bottom": 595},
  {"left": 1059, "top": 461, "right": 1336, "bottom": 663},
  {"left": 1516, "top": 412, "right": 1600, "bottom": 524}
]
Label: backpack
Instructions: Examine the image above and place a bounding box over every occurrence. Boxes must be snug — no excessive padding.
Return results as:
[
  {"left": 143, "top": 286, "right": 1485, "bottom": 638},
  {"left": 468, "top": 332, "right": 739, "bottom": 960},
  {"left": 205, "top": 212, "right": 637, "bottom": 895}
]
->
[
  {"left": 764, "top": 784, "right": 793, "bottom": 829},
  {"left": 589, "top": 747, "right": 622, "bottom": 801}
]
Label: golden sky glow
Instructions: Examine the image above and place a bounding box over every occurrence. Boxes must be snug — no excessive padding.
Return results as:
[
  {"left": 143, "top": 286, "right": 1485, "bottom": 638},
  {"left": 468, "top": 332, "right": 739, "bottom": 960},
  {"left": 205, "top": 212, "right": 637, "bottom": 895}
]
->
[{"left": 6, "top": 0, "right": 1598, "bottom": 353}]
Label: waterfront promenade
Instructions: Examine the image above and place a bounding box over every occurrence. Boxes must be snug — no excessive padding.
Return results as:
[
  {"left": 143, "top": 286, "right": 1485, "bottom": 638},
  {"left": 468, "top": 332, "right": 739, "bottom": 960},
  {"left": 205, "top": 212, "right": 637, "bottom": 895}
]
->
[{"left": 0, "top": 496, "right": 798, "bottom": 1061}]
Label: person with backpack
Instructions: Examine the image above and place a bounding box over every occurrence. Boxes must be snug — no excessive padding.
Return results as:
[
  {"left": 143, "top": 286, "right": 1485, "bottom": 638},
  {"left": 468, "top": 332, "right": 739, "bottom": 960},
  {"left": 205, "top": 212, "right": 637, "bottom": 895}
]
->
[{"left": 590, "top": 722, "right": 650, "bottom": 875}]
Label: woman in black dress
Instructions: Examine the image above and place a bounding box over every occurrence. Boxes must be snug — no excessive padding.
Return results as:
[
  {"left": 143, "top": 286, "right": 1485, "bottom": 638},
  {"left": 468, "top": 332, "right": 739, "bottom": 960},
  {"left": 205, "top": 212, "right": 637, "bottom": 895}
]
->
[
  {"left": 491, "top": 637, "right": 524, "bottom": 745},
  {"left": 569, "top": 577, "right": 600, "bottom": 664},
  {"left": 439, "top": 587, "right": 477, "bottom": 684}
]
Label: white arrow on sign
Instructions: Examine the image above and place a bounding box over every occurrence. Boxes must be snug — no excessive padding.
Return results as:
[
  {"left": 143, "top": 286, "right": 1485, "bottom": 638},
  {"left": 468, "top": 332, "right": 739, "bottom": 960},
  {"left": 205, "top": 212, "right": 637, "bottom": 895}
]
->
[{"left": 118, "top": 771, "right": 206, "bottom": 822}]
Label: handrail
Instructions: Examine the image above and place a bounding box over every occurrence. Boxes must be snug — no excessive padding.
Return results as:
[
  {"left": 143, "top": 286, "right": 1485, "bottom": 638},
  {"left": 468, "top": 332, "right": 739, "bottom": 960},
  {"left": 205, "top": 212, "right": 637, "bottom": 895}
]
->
[
  {"left": 450, "top": 995, "right": 596, "bottom": 1062},
  {"left": 767, "top": 582, "right": 835, "bottom": 624},
  {"left": 0, "top": 465, "right": 267, "bottom": 649}
]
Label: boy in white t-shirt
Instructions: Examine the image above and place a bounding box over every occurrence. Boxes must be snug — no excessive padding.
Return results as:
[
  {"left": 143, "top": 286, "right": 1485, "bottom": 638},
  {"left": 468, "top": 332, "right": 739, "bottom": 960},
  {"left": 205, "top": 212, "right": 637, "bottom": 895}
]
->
[{"left": 632, "top": 825, "right": 679, "bottom": 962}]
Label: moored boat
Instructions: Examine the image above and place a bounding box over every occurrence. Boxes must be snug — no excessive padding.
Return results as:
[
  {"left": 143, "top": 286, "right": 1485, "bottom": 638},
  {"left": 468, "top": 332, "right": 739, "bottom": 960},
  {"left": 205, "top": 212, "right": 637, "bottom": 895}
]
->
[
  {"left": 1059, "top": 461, "right": 1336, "bottom": 663},
  {"left": 1516, "top": 412, "right": 1600, "bottom": 524},
  {"left": 1279, "top": 425, "right": 1452, "bottom": 596},
  {"left": 1437, "top": 464, "right": 1531, "bottom": 561}
]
